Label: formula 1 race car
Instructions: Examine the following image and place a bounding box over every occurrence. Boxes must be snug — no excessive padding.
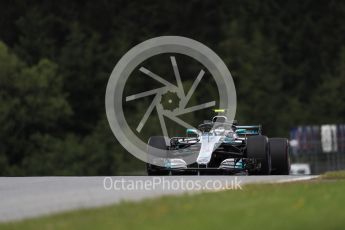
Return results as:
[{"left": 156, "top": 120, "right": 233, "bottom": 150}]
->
[{"left": 146, "top": 116, "right": 290, "bottom": 175}]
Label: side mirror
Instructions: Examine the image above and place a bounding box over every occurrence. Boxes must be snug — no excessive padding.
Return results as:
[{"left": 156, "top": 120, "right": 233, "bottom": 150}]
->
[
  {"left": 186, "top": 128, "right": 199, "bottom": 137},
  {"left": 232, "top": 120, "right": 238, "bottom": 125},
  {"left": 235, "top": 129, "right": 246, "bottom": 134}
]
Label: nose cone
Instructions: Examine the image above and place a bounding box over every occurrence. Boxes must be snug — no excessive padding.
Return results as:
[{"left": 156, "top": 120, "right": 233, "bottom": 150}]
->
[
  {"left": 197, "top": 135, "right": 222, "bottom": 164},
  {"left": 196, "top": 157, "right": 209, "bottom": 165}
]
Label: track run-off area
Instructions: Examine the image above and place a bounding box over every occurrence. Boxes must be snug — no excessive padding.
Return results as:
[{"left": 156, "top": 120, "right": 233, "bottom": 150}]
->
[{"left": 0, "top": 175, "right": 317, "bottom": 222}]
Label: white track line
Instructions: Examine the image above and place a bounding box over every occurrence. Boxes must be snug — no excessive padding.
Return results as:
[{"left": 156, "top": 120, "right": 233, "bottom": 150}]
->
[{"left": 276, "top": 175, "right": 319, "bottom": 183}]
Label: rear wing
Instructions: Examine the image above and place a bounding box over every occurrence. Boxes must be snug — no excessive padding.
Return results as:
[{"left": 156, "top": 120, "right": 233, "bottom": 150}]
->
[{"left": 235, "top": 125, "right": 262, "bottom": 135}]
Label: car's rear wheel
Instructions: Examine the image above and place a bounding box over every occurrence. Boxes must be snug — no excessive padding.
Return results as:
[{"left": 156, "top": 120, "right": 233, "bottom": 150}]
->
[
  {"left": 147, "top": 136, "right": 170, "bottom": 176},
  {"left": 246, "top": 135, "right": 271, "bottom": 175},
  {"left": 269, "top": 138, "right": 290, "bottom": 175}
]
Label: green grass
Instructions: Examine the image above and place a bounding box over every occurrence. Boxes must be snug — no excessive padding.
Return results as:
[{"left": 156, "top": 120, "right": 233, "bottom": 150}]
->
[
  {"left": 322, "top": 170, "right": 345, "bottom": 180},
  {"left": 1, "top": 177, "right": 345, "bottom": 230}
]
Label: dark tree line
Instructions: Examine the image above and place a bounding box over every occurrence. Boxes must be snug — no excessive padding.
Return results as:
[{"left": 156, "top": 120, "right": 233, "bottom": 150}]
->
[{"left": 0, "top": 0, "right": 344, "bottom": 175}]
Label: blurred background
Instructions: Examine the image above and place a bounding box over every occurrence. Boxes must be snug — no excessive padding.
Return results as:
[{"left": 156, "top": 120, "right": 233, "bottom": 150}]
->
[{"left": 0, "top": 0, "right": 345, "bottom": 176}]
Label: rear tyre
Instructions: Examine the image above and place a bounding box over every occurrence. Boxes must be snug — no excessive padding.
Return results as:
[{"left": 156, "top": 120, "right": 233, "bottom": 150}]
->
[
  {"left": 269, "top": 138, "right": 290, "bottom": 175},
  {"left": 147, "top": 136, "right": 170, "bottom": 176},
  {"left": 247, "top": 135, "right": 271, "bottom": 175}
]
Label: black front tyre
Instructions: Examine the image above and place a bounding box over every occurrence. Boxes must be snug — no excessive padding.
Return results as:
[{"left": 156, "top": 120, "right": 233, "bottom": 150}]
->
[
  {"left": 147, "top": 163, "right": 169, "bottom": 176},
  {"left": 146, "top": 136, "right": 170, "bottom": 176},
  {"left": 269, "top": 138, "right": 290, "bottom": 175},
  {"left": 247, "top": 135, "right": 271, "bottom": 175}
]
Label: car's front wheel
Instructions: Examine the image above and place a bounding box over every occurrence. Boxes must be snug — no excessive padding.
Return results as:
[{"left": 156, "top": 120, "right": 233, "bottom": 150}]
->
[
  {"left": 246, "top": 135, "right": 271, "bottom": 175},
  {"left": 146, "top": 163, "right": 169, "bottom": 176},
  {"left": 146, "top": 136, "right": 170, "bottom": 176}
]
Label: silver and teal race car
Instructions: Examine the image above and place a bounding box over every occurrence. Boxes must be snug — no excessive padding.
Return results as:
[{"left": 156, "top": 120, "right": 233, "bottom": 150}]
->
[{"left": 146, "top": 116, "right": 290, "bottom": 175}]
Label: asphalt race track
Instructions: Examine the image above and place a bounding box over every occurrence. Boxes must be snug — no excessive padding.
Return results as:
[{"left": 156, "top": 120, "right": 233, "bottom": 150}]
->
[{"left": 0, "top": 175, "right": 317, "bottom": 222}]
